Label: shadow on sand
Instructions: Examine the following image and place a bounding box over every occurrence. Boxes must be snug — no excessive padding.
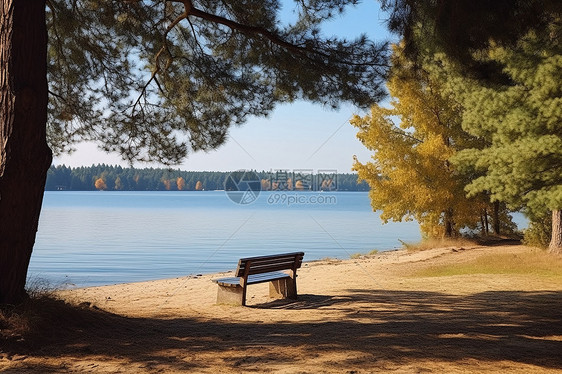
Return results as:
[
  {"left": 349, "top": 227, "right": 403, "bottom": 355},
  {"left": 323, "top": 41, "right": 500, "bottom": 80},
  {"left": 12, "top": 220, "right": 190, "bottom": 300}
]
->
[{"left": 2, "top": 288, "right": 561, "bottom": 372}]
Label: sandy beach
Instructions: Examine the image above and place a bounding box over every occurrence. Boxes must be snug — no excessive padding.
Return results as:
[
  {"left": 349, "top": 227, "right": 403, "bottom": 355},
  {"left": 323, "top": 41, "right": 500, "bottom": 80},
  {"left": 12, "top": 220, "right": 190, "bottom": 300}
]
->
[{"left": 1, "top": 244, "right": 561, "bottom": 373}]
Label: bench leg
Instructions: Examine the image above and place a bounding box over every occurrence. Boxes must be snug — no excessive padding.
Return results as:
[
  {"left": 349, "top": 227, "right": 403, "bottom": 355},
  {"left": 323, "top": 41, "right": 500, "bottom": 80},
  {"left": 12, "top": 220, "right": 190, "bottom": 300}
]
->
[
  {"left": 216, "top": 285, "right": 245, "bottom": 306},
  {"left": 269, "top": 278, "right": 297, "bottom": 300}
]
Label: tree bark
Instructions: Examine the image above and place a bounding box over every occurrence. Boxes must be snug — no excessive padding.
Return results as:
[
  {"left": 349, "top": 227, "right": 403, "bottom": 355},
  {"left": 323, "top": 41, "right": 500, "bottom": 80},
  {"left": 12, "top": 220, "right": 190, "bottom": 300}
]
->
[
  {"left": 444, "top": 208, "right": 454, "bottom": 238},
  {"left": 549, "top": 209, "right": 562, "bottom": 254},
  {"left": 482, "top": 208, "right": 489, "bottom": 236},
  {"left": 0, "top": 0, "right": 52, "bottom": 304},
  {"left": 492, "top": 201, "right": 500, "bottom": 235}
]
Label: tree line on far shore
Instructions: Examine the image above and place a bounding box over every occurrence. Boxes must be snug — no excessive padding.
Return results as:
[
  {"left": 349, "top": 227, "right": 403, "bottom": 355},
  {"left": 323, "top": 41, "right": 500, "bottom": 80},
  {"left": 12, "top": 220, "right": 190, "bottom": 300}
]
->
[{"left": 45, "top": 164, "right": 370, "bottom": 192}]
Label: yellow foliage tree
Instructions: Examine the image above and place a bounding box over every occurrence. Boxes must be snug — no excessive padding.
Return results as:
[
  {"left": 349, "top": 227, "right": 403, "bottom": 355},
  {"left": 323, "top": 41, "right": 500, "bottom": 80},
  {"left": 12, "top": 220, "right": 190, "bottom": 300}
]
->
[
  {"left": 176, "top": 177, "right": 186, "bottom": 191},
  {"left": 352, "top": 45, "right": 490, "bottom": 238},
  {"left": 94, "top": 177, "right": 107, "bottom": 191},
  {"left": 261, "top": 179, "right": 271, "bottom": 191},
  {"left": 320, "top": 179, "right": 334, "bottom": 191},
  {"left": 162, "top": 178, "right": 171, "bottom": 191},
  {"left": 195, "top": 180, "right": 203, "bottom": 191},
  {"left": 287, "top": 178, "right": 293, "bottom": 190}
]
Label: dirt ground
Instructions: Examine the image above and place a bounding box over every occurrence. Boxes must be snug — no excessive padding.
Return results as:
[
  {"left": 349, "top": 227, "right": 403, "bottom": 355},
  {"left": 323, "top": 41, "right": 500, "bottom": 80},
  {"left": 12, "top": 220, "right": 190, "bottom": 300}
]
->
[{"left": 1, "top": 244, "right": 561, "bottom": 373}]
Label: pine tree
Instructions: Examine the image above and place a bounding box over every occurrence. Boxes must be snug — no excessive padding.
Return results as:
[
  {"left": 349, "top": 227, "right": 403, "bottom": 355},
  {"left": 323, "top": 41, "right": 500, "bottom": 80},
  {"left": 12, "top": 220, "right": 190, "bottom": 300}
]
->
[
  {"left": 452, "top": 24, "right": 562, "bottom": 252},
  {"left": 0, "top": 1, "right": 390, "bottom": 304},
  {"left": 381, "top": 0, "right": 561, "bottom": 78},
  {"left": 380, "top": 1, "right": 561, "bottom": 251}
]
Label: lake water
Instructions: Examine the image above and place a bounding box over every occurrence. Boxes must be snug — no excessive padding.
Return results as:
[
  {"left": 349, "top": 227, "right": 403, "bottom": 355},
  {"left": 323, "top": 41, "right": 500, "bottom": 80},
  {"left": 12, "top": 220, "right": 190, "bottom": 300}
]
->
[
  {"left": 28, "top": 191, "right": 422, "bottom": 288},
  {"left": 29, "top": 190, "right": 529, "bottom": 288}
]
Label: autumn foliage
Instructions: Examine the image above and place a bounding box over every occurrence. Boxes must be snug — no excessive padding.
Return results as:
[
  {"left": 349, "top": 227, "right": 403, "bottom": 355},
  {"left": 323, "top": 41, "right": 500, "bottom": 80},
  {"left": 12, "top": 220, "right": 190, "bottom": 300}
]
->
[
  {"left": 352, "top": 45, "right": 510, "bottom": 238},
  {"left": 162, "top": 179, "right": 171, "bottom": 191},
  {"left": 94, "top": 178, "right": 107, "bottom": 190},
  {"left": 176, "top": 177, "right": 186, "bottom": 191}
]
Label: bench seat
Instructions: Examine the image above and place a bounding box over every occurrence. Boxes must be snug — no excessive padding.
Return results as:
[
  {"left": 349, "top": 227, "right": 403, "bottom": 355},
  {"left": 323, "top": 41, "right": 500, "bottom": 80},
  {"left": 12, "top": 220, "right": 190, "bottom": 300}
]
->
[{"left": 213, "top": 271, "right": 291, "bottom": 287}]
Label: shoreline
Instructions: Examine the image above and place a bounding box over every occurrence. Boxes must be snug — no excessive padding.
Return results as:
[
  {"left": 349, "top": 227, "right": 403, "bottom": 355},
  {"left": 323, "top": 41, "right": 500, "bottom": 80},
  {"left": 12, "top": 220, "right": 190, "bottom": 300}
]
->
[
  {"left": 60, "top": 246, "right": 409, "bottom": 291},
  {"left": 57, "top": 244, "right": 540, "bottom": 310},
  {"left": 31, "top": 246, "right": 409, "bottom": 290}
]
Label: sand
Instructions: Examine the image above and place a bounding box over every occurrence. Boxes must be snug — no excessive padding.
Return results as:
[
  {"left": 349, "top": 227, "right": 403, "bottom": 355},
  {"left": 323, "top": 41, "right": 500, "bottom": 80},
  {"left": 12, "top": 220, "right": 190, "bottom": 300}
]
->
[{"left": 1, "top": 244, "right": 561, "bottom": 373}]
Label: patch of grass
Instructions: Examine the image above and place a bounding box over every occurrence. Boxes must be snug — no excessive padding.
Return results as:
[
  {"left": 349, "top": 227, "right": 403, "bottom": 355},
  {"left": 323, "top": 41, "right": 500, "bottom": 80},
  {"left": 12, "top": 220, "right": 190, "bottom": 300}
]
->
[
  {"left": 401, "top": 238, "right": 478, "bottom": 252},
  {"left": 0, "top": 279, "right": 84, "bottom": 350},
  {"left": 413, "top": 250, "right": 562, "bottom": 279},
  {"left": 318, "top": 257, "right": 343, "bottom": 265},
  {"left": 1, "top": 294, "right": 52, "bottom": 348},
  {"left": 1, "top": 279, "right": 54, "bottom": 338},
  {"left": 350, "top": 249, "right": 380, "bottom": 259}
]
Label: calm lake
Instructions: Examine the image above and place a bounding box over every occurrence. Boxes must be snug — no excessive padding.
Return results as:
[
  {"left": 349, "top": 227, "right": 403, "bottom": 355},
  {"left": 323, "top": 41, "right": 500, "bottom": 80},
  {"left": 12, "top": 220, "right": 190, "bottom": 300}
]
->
[
  {"left": 30, "top": 191, "right": 421, "bottom": 287},
  {"left": 28, "top": 190, "right": 522, "bottom": 288}
]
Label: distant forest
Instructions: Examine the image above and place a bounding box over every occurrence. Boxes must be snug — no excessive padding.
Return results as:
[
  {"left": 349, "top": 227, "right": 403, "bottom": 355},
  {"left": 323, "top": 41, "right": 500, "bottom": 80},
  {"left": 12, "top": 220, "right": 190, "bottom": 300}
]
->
[{"left": 45, "top": 164, "right": 369, "bottom": 192}]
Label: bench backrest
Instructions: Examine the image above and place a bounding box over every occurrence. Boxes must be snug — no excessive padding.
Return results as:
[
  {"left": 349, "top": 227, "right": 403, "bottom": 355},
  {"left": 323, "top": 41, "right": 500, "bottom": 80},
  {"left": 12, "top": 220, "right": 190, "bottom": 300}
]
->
[{"left": 235, "top": 252, "right": 304, "bottom": 277}]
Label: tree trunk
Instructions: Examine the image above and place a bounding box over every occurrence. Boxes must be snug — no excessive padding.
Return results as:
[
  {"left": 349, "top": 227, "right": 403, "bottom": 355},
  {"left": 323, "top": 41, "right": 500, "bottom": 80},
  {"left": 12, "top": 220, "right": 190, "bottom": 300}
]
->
[
  {"left": 549, "top": 209, "right": 562, "bottom": 254},
  {"left": 444, "top": 208, "right": 454, "bottom": 238},
  {"left": 0, "top": 0, "right": 52, "bottom": 304},
  {"left": 492, "top": 201, "right": 500, "bottom": 235},
  {"left": 482, "top": 208, "right": 489, "bottom": 236}
]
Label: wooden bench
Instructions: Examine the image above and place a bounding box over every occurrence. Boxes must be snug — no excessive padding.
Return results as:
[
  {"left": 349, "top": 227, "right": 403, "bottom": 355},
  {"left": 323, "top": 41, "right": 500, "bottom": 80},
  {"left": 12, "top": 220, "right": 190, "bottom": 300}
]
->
[{"left": 212, "top": 252, "right": 304, "bottom": 306}]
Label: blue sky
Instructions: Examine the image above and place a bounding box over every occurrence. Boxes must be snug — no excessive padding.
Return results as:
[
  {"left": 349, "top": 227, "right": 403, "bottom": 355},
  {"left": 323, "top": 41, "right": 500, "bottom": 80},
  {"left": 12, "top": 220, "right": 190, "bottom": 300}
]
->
[{"left": 54, "top": 1, "right": 395, "bottom": 173}]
